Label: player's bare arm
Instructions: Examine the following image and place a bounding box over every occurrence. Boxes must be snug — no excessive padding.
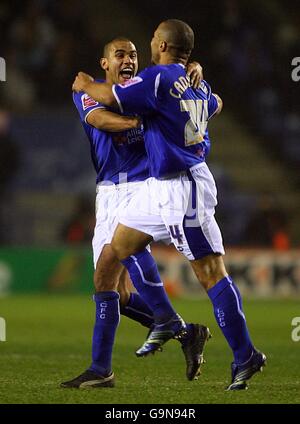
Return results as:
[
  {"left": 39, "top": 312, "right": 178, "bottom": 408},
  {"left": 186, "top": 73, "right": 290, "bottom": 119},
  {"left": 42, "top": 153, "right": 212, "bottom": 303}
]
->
[
  {"left": 87, "top": 109, "right": 141, "bottom": 132},
  {"left": 73, "top": 72, "right": 117, "bottom": 107}
]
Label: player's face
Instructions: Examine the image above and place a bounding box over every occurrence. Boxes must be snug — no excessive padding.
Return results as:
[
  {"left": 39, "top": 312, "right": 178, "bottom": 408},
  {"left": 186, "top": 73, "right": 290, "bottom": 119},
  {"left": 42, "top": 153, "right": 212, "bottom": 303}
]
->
[{"left": 106, "top": 41, "right": 138, "bottom": 84}]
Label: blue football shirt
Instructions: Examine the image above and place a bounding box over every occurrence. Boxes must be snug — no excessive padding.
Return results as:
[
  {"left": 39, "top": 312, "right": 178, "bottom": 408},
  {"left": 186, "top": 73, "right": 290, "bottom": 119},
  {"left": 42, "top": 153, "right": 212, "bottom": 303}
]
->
[
  {"left": 73, "top": 79, "right": 149, "bottom": 185},
  {"left": 113, "top": 64, "right": 218, "bottom": 178}
]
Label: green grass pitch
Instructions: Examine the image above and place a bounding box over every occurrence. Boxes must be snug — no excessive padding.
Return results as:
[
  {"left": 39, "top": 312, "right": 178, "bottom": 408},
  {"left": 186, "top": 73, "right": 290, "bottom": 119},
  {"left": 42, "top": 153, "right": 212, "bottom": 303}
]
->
[{"left": 0, "top": 295, "right": 299, "bottom": 404}]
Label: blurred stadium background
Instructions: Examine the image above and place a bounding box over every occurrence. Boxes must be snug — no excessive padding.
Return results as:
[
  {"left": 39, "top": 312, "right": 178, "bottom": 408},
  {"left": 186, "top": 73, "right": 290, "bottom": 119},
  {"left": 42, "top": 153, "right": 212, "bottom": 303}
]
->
[
  {"left": 0, "top": 0, "right": 299, "bottom": 297},
  {"left": 0, "top": 0, "right": 300, "bottom": 404}
]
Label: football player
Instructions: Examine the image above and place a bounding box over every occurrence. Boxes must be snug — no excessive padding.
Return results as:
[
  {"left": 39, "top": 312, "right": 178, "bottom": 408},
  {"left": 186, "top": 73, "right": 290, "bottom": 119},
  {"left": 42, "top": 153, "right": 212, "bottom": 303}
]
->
[
  {"left": 73, "top": 20, "right": 266, "bottom": 391},
  {"left": 62, "top": 37, "right": 207, "bottom": 389}
]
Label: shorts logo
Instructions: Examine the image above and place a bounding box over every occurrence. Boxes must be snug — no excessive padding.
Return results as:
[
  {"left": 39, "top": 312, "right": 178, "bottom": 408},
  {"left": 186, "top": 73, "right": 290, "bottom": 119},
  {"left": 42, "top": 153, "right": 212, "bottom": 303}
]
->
[
  {"left": 81, "top": 93, "right": 98, "bottom": 110},
  {"left": 118, "top": 76, "right": 143, "bottom": 88}
]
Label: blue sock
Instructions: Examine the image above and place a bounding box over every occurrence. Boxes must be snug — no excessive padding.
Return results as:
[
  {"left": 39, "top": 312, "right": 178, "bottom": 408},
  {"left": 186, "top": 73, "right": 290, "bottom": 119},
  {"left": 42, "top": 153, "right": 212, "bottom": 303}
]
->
[
  {"left": 120, "top": 292, "right": 154, "bottom": 328},
  {"left": 121, "top": 249, "right": 177, "bottom": 324},
  {"left": 89, "top": 291, "right": 120, "bottom": 376},
  {"left": 207, "top": 276, "right": 254, "bottom": 364}
]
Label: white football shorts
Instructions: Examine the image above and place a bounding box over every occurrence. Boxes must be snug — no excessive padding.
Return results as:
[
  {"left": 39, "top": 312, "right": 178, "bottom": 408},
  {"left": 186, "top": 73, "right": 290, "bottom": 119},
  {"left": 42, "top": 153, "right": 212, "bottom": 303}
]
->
[
  {"left": 92, "top": 181, "right": 166, "bottom": 268},
  {"left": 119, "top": 162, "right": 225, "bottom": 261}
]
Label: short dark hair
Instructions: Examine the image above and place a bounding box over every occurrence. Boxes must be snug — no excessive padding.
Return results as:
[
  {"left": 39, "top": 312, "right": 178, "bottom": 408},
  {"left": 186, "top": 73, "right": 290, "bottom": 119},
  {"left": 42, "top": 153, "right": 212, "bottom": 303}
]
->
[
  {"left": 103, "top": 36, "right": 133, "bottom": 57},
  {"left": 160, "top": 19, "right": 194, "bottom": 57}
]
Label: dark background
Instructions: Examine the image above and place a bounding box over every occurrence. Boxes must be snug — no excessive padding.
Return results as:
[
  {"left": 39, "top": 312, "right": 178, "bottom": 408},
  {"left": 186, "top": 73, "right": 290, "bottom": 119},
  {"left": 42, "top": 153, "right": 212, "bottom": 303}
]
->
[{"left": 0, "top": 0, "right": 299, "bottom": 248}]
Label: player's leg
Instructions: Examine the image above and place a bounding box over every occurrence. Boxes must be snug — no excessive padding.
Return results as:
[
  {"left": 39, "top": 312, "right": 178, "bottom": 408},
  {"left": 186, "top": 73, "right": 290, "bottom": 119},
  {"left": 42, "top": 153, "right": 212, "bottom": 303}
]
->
[
  {"left": 113, "top": 222, "right": 170, "bottom": 325},
  {"left": 112, "top": 225, "right": 187, "bottom": 338},
  {"left": 61, "top": 183, "right": 154, "bottom": 388},
  {"left": 190, "top": 254, "right": 263, "bottom": 381},
  {"left": 167, "top": 163, "right": 266, "bottom": 390},
  {"left": 112, "top": 223, "right": 152, "bottom": 259},
  {"left": 118, "top": 266, "right": 154, "bottom": 329},
  {"left": 112, "top": 180, "right": 187, "bottom": 329},
  {"left": 190, "top": 255, "right": 266, "bottom": 390},
  {"left": 88, "top": 244, "right": 123, "bottom": 380},
  {"left": 60, "top": 243, "right": 155, "bottom": 389},
  {"left": 113, "top": 226, "right": 210, "bottom": 380},
  {"left": 112, "top": 184, "right": 208, "bottom": 378},
  {"left": 112, "top": 181, "right": 189, "bottom": 332},
  {"left": 60, "top": 244, "right": 121, "bottom": 389}
]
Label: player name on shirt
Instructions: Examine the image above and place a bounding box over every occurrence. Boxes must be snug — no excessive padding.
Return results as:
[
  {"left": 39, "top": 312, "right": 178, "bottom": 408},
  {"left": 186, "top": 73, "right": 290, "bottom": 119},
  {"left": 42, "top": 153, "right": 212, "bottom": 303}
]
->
[
  {"left": 113, "top": 64, "right": 218, "bottom": 178},
  {"left": 169, "top": 75, "right": 191, "bottom": 98}
]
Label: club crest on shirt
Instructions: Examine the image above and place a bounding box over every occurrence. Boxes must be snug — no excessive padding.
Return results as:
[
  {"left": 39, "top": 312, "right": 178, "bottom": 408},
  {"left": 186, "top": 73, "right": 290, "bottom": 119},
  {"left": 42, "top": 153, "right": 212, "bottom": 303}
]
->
[
  {"left": 119, "top": 76, "right": 143, "bottom": 88},
  {"left": 81, "top": 93, "right": 99, "bottom": 110}
]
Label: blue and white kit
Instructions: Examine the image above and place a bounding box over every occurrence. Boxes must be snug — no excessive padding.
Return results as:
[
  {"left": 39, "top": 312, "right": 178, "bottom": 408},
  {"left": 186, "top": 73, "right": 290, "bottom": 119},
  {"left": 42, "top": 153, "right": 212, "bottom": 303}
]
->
[
  {"left": 112, "top": 64, "right": 225, "bottom": 260},
  {"left": 73, "top": 82, "right": 150, "bottom": 266}
]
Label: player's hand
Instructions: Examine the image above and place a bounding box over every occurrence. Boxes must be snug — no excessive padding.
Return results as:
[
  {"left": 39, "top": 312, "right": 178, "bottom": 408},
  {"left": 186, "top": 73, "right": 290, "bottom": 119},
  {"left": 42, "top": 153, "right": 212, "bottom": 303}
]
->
[
  {"left": 187, "top": 62, "right": 203, "bottom": 89},
  {"left": 72, "top": 72, "right": 94, "bottom": 92}
]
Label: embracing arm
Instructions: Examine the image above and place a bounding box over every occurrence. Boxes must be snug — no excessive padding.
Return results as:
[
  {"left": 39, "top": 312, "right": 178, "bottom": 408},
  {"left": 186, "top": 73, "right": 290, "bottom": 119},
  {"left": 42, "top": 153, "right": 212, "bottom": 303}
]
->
[
  {"left": 87, "top": 109, "right": 141, "bottom": 132},
  {"left": 73, "top": 72, "right": 117, "bottom": 108},
  {"left": 186, "top": 61, "right": 203, "bottom": 89}
]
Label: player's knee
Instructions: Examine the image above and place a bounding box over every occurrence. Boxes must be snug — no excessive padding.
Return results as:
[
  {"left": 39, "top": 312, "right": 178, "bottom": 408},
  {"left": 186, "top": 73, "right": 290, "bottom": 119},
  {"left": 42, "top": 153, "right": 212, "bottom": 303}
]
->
[
  {"left": 110, "top": 239, "right": 124, "bottom": 259},
  {"left": 111, "top": 237, "right": 138, "bottom": 260},
  {"left": 110, "top": 233, "right": 129, "bottom": 260}
]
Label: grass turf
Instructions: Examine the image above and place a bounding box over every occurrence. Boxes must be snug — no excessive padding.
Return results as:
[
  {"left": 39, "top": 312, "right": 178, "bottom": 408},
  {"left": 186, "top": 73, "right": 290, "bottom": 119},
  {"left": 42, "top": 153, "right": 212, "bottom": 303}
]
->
[{"left": 0, "top": 295, "right": 299, "bottom": 404}]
